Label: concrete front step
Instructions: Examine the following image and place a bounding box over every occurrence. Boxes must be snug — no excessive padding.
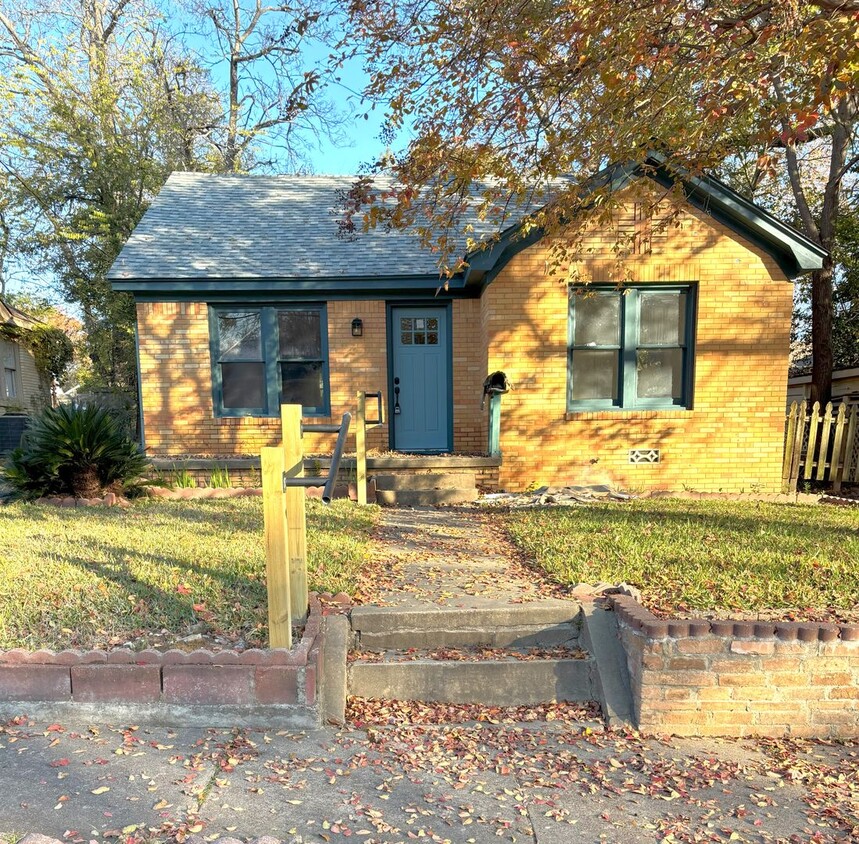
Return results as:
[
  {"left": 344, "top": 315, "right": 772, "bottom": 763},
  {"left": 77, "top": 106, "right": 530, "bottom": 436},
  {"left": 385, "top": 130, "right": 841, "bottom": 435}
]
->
[
  {"left": 348, "top": 656, "right": 596, "bottom": 706},
  {"left": 374, "top": 472, "right": 477, "bottom": 491},
  {"left": 375, "top": 487, "right": 478, "bottom": 507},
  {"left": 351, "top": 603, "right": 583, "bottom": 649}
]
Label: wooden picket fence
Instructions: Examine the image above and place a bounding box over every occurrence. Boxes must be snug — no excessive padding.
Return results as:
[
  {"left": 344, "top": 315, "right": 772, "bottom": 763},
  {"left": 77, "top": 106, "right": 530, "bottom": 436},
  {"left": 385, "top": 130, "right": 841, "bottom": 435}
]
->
[{"left": 782, "top": 400, "right": 859, "bottom": 493}]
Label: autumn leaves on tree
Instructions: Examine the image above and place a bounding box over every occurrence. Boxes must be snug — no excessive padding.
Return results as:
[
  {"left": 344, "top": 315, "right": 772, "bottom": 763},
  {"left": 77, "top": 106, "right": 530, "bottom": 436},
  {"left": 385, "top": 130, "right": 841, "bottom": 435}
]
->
[{"left": 345, "top": 0, "right": 859, "bottom": 403}]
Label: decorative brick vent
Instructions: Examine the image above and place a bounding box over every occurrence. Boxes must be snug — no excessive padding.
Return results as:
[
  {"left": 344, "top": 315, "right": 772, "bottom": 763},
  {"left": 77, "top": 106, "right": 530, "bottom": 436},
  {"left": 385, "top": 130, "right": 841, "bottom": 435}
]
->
[
  {"left": 611, "top": 595, "right": 859, "bottom": 738},
  {"left": 0, "top": 596, "right": 325, "bottom": 728},
  {"left": 628, "top": 449, "right": 661, "bottom": 464}
]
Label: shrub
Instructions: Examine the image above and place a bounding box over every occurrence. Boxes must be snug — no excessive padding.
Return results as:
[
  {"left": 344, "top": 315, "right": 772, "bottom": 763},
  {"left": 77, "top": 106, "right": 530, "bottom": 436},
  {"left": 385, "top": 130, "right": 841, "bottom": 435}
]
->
[{"left": 1, "top": 404, "right": 148, "bottom": 500}]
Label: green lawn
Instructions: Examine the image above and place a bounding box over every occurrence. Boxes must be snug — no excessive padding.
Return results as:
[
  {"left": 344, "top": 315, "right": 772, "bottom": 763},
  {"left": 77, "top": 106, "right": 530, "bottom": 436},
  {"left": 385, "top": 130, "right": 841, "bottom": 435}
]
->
[
  {"left": 505, "top": 499, "right": 859, "bottom": 617},
  {"left": 0, "top": 497, "right": 379, "bottom": 650}
]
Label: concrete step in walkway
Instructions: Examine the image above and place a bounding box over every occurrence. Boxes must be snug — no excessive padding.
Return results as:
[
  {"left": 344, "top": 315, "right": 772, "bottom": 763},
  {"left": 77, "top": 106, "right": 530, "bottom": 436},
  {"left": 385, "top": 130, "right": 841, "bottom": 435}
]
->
[
  {"left": 351, "top": 602, "right": 583, "bottom": 649},
  {"left": 348, "top": 644, "right": 596, "bottom": 707},
  {"left": 324, "top": 507, "right": 636, "bottom": 730},
  {"left": 374, "top": 472, "right": 478, "bottom": 506}
]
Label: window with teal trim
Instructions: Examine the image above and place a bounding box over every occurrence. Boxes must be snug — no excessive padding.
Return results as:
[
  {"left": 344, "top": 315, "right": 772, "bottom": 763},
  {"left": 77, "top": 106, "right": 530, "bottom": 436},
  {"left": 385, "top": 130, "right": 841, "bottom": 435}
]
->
[
  {"left": 211, "top": 305, "right": 330, "bottom": 417},
  {"left": 568, "top": 286, "right": 694, "bottom": 410}
]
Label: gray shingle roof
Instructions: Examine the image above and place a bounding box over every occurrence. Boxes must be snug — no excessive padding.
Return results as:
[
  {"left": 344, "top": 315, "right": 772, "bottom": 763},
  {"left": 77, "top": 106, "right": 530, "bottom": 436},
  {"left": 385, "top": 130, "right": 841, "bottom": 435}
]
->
[
  {"left": 107, "top": 172, "right": 479, "bottom": 281},
  {"left": 108, "top": 164, "right": 825, "bottom": 288}
]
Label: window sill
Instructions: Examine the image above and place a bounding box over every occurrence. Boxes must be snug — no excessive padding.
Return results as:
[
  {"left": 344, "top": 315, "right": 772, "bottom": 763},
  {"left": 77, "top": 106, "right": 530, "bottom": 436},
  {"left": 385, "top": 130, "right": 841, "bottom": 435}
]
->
[{"left": 565, "top": 408, "right": 693, "bottom": 421}]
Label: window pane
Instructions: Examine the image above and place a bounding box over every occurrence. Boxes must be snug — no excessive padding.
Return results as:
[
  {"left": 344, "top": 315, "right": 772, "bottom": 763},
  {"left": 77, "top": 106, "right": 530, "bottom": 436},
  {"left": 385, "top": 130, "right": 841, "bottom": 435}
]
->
[
  {"left": 637, "top": 349, "right": 683, "bottom": 399},
  {"left": 278, "top": 310, "right": 322, "bottom": 359},
  {"left": 427, "top": 332, "right": 439, "bottom": 345},
  {"left": 401, "top": 332, "right": 413, "bottom": 345},
  {"left": 4, "top": 368, "right": 17, "bottom": 399},
  {"left": 221, "top": 361, "right": 265, "bottom": 408},
  {"left": 427, "top": 318, "right": 438, "bottom": 331},
  {"left": 281, "top": 361, "right": 324, "bottom": 408},
  {"left": 2, "top": 343, "right": 15, "bottom": 369},
  {"left": 639, "top": 292, "right": 686, "bottom": 346},
  {"left": 414, "top": 332, "right": 426, "bottom": 344},
  {"left": 219, "top": 312, "right": 261, "bottom": 360},
  {"left": 573, "top": 293, "right": 620, "bottom": 346},
  {"left": 571, "top": 350, "right": 619, "bottom": 401},
  {"left": 400, "top": 318, "right": 413, "bottom": 331}
]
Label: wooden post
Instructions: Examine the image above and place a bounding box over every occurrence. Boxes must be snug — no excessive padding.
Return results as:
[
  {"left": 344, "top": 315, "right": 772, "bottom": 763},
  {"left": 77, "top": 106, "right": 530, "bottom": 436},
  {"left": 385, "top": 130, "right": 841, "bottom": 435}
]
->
[
  {"left": 789, "top": 400, "right": 806, "bottom": 493},
  {"left": 356, "top": 391, "right": 367, "bottom": 506},
  {"left": 261, "top": 446, "right": 291, "bottom": 649},
  {"left": 803, "top": 401, "right": 821, "bottom": 481},
  {"left": 281, "top": 404, "right": 308, "bottom": 620},
  {"left": 831, "top": 403, "right": 848, "bottom": 492},
  {"left": 782, "top": 401, "right": 798, "bottom": 492},
  {"left": 816, "top": 402, "right": 834, "bottom": 482}
]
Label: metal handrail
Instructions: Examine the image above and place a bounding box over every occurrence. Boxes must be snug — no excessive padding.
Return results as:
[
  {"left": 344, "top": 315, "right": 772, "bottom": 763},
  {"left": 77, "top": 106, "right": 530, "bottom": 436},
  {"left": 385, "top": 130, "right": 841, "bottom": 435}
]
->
[{"left": 283, "top": 412, "right": 352, "bottom": 505}]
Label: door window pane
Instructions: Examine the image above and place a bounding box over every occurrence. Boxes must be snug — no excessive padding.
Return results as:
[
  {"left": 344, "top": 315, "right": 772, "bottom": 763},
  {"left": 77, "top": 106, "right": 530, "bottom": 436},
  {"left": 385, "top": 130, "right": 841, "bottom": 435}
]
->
[
  {"left": 401, "top": 332, "right": 413, "bottom": 345},
  {"left": 571, "top": 350, "right": 619, "bottom": 401},
  {"left": 281, "top": 362, "right": 324, "bottom": 408},
  {"left": 278, "top": 310, "right": 322, "bottom": 358},
  {"left": 221, "top": 362, "right": 265, "bottom": 408},
  {"left": 218, "top": 312, "right": 261, "bottom": 360},
  {"left": 637, "top": 349, "right": 683, "bottom": 399},
  {"left": 573, "top": 293, "right": 620, "bottom": 346},
  {"left": 639, "top": 292, "right": 686, "bottom": 346}
]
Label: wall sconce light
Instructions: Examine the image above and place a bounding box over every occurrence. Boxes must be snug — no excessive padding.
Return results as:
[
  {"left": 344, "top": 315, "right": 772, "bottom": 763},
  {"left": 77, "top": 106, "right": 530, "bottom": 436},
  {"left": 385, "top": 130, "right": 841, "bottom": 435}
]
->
[{"left": 351, "top": 318, "right": 363, "bottom": 337}]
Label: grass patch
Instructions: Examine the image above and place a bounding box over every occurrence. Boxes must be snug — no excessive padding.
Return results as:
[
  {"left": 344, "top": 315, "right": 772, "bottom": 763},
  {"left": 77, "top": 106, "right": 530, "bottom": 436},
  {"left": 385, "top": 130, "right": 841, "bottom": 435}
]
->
[
  {"left": 0, "top": 497, "right": 379, "bottom": 650},
  {"left": 505, "top": 499, "right": 859, "bottom": 616}
]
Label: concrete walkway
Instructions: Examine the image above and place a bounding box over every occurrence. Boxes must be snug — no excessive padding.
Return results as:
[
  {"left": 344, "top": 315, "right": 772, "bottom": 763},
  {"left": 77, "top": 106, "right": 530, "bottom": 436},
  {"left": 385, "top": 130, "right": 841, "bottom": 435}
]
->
[
  {"left": 357, "top": 507, "right": 565, "bottom": 608},
  {"left": 0, "top": 715, "right": 854, "bottom": 842}
]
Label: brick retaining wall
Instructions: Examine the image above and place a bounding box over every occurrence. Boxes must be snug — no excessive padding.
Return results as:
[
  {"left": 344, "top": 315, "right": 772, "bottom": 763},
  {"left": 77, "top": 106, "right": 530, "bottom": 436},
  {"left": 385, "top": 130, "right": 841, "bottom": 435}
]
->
[
  {"left": 612, "top": 595, "right": 859, "bottom": 738},
  {"left": 0, "top": 597, "right": 324, "bottom": 728}
]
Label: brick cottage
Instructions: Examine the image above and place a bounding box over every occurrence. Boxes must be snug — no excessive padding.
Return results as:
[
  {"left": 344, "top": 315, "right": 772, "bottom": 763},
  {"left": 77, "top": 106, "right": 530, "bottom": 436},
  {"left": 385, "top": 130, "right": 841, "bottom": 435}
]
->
[{"left": 108, "top": 158, "right": 824, "bottom": 493}]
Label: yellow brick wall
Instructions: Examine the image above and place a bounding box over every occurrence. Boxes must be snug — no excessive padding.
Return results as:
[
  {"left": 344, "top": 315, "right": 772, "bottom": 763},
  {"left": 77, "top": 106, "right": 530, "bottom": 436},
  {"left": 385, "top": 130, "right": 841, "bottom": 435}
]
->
[
  {"left": 137, "top": 195, "right": 793, "bottom": 492},
  {"left": 138, "top": 299, "right": 488, "bottom": 456},
  {"left": 482, "top": 197, "right": 793, "bottom": 493}
]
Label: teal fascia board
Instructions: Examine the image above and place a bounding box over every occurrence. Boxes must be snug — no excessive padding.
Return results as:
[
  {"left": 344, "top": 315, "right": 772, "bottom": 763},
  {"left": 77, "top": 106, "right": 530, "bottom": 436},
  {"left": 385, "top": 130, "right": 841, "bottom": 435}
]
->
[
  {"left": 111, "top": 274, "right": 476, "bottom": 300},
  {"left": 642, "top": 159, "right": 826, "bottom": 277}
]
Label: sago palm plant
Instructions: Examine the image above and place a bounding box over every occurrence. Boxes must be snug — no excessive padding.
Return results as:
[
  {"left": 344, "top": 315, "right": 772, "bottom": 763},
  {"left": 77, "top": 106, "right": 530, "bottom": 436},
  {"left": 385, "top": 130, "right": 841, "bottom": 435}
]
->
[{"left": 1, "top": 404, "right": 148, "bottom": 500}]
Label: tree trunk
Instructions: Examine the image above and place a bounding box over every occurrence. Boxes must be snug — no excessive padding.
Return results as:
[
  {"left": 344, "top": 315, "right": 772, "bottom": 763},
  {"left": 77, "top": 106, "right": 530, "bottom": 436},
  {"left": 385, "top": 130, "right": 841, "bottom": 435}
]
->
[
  {"left": 810, "top": 258, "right": 834, "bottom": 406},
  {"left": 225, "top": 54, "right": 239, "bottom": 171},
  {"left": 71, "top": 464, "right": 102, "bottom": 498}
]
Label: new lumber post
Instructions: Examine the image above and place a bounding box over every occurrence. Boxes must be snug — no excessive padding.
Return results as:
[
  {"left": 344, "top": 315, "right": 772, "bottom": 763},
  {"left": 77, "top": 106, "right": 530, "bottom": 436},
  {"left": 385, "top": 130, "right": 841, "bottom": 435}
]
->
[
  {"left": 281, "top": 403, "right": 308, "bottom": 620},
  {"left": 356, "top": 391, "right": 367, "bottom": 506},
  {"left": 261, "top": 446, "right": 292, "bottom": 648}
]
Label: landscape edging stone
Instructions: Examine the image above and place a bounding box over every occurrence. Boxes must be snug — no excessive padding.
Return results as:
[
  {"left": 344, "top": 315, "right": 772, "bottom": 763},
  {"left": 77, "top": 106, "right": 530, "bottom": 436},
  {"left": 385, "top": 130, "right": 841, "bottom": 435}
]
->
[{"left": 0, "top": 595, "right": 325, "bottom": 727}]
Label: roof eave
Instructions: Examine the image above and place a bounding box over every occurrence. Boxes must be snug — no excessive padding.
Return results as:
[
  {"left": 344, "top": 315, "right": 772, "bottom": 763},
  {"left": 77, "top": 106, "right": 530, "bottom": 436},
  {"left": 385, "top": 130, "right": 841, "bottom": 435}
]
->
[{"left": 109, "top": 273, "right": 472, "bottom": 299}]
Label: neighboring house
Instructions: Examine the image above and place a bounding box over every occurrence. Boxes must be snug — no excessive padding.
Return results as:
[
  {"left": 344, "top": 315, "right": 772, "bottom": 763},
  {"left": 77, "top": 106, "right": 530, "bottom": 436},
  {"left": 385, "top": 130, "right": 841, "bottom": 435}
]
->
[
  {"left": 788, "top": 368, "right": 859, "bottom": 406},
  {"left": 0, "top": 298, "right": 48, "bottom": 455},
  {"left": 0, "top": 298, "right": 45, "bottom": 414},
  {"left": 108, "top": 159, "right": 825, "bottom": 493}
]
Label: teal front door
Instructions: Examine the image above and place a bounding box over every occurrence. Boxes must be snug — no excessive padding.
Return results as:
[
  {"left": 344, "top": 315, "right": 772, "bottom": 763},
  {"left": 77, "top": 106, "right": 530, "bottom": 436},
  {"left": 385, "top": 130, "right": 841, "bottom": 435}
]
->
[{"left": 390, "top": 306, "right": 451, "bottom": 452}]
